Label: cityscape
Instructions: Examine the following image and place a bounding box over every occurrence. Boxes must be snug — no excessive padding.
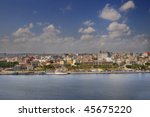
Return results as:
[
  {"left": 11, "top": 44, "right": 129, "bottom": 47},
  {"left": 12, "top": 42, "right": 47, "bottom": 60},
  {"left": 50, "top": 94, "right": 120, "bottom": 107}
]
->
[
  {"left": 0, "top": 51, "right": 150, "bottom": 75},
  {"left": 0, "top": 0, "right": 150, "bottom": 100}
]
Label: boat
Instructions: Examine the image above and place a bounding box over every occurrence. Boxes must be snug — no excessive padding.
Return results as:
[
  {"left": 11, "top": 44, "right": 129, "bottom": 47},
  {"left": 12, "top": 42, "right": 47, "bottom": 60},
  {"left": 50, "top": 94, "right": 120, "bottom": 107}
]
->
[
  {"left": 46, "top": 70, "right": 70, "bottom": 75},
  {"left": 54, "top": 71, "right": 69, "bottom": 75},
  {"left": 46, "top": 72, "right": 69, "bottom": 75}
]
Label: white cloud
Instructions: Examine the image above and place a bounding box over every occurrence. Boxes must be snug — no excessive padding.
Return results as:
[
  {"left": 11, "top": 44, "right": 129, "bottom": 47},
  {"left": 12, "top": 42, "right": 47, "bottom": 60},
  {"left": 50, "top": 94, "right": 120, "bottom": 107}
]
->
[
  {"left": 83, "top": 20, "right": 94, "bottom": 26},
  {"left": 107, "top": 22, "right": 130, "bottom": 32},
  {"left": 107, "top": 22, "right": 131, "bottom": 39},
  {"left": 100, "top": 4, "right": 121, "bottom": 21},
  {"left": 98, "top": 34, "right": 150, "bottom": 52},
  {"left": 60, "top": 5, "right": 72, "bottom": 13},
  {"left": 39, "top": 24, "right": 61, "bottom": 42},
  {"left": 0, "top": 22, "right": 149, "bottom": 53},
  {"left": 43, "top": 24, "right": 61, "bottom": 35},
  {"left": 28, "top": 23, "right": 33, "bottom": 29},
  {"left": 120, "top": 1, "right": 135, "bottom": 11},
  {"left": 80, "top": 34, "right": 94, "bottom": 40},
  {"left": 79, "top": 27, "right": 95, "bottom": 34},
  {"left": 13, "top": 23, "right": 34, "bottom": 42},
  {"left": 12, "top": 23, "right": 61, "bottom": 43}
]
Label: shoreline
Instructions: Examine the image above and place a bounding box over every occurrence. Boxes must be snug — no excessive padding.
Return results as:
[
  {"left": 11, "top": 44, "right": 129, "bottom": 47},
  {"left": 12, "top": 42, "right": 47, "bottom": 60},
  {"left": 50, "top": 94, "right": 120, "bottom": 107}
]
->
[
  {"left": 0, "top": 71, "right": 150, "bottom": 75},
  {"left": 70, "top": 71, "right": 150, "bottom": 74}
]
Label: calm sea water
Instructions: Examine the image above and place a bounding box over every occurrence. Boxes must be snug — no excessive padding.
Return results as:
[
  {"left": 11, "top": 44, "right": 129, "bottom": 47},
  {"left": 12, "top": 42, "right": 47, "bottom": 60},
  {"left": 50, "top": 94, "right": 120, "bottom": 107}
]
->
[{"left": 0, "top": 73, "right": 150, "bottom": 100}]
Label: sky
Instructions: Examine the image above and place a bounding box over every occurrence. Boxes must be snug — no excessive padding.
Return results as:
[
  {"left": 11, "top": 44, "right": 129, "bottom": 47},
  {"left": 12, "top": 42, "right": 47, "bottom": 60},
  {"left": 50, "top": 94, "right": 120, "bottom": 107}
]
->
[{"left": 0, "top": 0, "right": 150, "bottom": 53}]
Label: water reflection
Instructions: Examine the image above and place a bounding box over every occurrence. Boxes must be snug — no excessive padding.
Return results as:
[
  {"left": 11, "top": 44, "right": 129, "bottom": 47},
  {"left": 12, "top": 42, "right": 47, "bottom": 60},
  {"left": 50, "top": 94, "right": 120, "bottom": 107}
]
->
[{"left": 0, "top": 74, "right": 150, "bottom": 100}]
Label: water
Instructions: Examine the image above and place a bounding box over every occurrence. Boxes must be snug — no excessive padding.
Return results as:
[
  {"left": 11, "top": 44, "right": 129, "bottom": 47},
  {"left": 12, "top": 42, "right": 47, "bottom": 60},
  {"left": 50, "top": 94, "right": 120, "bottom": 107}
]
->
[{"left": 0, "top": 73, "right": 150, "bottom": 100}]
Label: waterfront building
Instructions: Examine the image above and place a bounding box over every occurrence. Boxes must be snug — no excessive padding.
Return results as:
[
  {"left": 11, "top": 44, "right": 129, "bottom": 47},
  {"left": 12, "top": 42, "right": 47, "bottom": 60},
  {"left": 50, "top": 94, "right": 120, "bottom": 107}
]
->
[
  {"left": 27, "top": 65, "right": 34, "bottom": 71},
  {"left": 14, "top": 65, "right": 22, "bottom": 71}
]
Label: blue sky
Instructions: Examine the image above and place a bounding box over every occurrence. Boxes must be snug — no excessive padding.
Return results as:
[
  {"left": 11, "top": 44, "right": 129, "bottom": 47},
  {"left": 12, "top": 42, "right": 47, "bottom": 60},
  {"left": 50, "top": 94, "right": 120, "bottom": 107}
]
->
[{"left": 0, "top": 0, "right": 150, "bottom": 53}]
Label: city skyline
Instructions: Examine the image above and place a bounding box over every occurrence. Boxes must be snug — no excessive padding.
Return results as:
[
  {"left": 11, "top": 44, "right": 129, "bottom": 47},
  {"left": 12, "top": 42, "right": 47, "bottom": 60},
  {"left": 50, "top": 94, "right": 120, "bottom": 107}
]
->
[{"left": 0, "top": 0, "right": 150, "bottom": 53}]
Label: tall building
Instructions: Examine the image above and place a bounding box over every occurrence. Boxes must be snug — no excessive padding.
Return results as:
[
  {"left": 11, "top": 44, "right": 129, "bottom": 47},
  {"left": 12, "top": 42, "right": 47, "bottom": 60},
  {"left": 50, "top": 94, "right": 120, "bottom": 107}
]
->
[{"left": 98, "top": 51, "right": 111, "bottom": 62}]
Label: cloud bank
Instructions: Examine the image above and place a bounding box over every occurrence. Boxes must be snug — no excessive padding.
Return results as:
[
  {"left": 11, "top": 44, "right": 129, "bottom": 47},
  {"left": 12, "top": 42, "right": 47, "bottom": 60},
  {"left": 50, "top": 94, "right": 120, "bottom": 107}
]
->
[{"left": 0, "top": 1, "right": 149, "bottom": 53}]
